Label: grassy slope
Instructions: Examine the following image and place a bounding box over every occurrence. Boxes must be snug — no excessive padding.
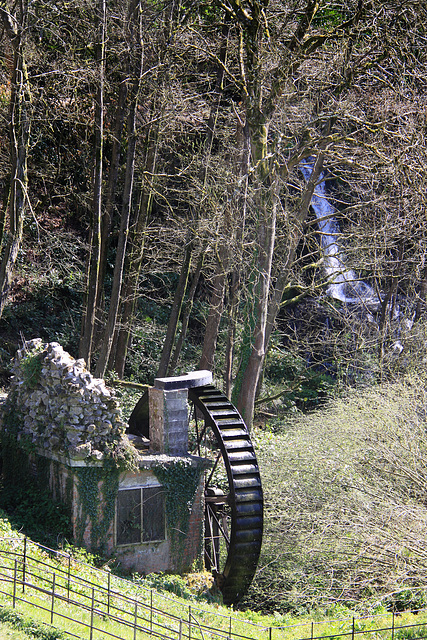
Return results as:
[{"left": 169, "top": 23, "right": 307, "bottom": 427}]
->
[
  {"left": 0, "top": 625, "right": 33, "bottom": 640},
  {"left": 2, "top": 511, "right": 427, "bottom": 640}
]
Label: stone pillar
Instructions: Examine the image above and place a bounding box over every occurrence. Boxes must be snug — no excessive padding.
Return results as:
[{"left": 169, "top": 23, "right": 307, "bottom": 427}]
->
[
  {"left": 149, "top": 388, "right": 188, "bottom": 455},
  {"left": 148, "top": 370, "right": 212, "bottom": 456}
]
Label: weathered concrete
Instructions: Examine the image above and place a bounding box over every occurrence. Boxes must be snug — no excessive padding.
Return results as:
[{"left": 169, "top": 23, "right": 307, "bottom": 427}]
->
[
  {"left": 149, "top": 371, "right": 213, "bottom": 455},
  {"left": 154, "top": 370, "right": 212, "bottom": 390}
]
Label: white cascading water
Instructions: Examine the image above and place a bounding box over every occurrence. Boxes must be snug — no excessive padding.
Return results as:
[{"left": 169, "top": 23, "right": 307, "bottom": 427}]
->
[{"left": 300, "top": 162, "right": 379, "bottom": 308}]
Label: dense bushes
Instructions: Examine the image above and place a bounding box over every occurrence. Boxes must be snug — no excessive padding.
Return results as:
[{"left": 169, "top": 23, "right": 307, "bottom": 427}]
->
[{"left": 245, "top": 375, "right": 427, "bottom": 614}]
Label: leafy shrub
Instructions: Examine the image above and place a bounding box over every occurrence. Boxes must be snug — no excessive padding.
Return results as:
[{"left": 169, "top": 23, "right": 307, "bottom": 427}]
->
[
  {"left": 383, "top": 589, "right": 427, "bottom": 613},
  {"left": 263, "top": 347, "right": 335, "bottom": 411},
  {"left": 250, "top": 375, "right": 427, "bottom": 615},
  {"left": 0, "top": 480, "right": 72, "bottom": 546},
  {"left": 133, "top": 570, "right": 220, "bottom": 603}
]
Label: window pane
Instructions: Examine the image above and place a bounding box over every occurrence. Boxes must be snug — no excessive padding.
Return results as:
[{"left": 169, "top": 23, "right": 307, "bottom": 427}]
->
[
  {"left": 117, "top": 488, "right": 141, "bottom": 545},
  {"left": 143, "top": 487, "right": 165, "bottom": 542}
]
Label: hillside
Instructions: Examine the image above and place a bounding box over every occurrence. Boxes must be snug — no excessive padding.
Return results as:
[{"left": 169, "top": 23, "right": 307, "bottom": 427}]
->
[
  {"left": 0, "top": 0, "right": 427, "bottom": 622},
  {"left": 2, "top": 508, "right": 427, "bottom": 640}
]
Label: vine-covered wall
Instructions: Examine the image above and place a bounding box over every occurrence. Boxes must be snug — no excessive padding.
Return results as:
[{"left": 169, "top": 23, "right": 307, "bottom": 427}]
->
[
  {"left": 154, "top": 459, "right": 205, "bottom": 573},
  {"left": 0, "top": 340, "right": 208, "bottom": 575}
]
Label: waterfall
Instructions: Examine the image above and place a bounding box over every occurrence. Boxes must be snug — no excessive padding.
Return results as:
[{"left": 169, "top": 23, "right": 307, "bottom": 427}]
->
[{"left": 301, "top": 162, "right": 380, "bottom": 309}]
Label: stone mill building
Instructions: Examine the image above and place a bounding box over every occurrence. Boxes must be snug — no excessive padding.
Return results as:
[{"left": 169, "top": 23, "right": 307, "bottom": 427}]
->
[{"left": 0, "top": 340, "right": 209, "bottom": 575}]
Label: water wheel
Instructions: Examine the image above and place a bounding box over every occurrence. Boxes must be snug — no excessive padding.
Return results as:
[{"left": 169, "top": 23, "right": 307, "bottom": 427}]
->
[
  {"left": 128, "top": 380, "right": 263, "bottom": 604},
  {"left": 188, "top": 385, "right": 263, "bottom": 605}
]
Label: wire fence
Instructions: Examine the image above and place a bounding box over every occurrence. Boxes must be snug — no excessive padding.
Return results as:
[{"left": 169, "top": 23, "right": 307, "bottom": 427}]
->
[{"left": 1, "top": 537, "right": 427, "bottom": 640}]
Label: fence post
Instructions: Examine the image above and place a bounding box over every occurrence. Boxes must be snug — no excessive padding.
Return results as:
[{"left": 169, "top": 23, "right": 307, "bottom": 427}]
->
[
  {"left": 22, "top": 536, "right": 27, "bottom": 594},
  {"left": 107, "top": 571, "right": 111, "bottom": 615},
  {"left": 90, "top": 587, "right": 95, "bottom": 640},
  {"left": 392, "top": 611, "right": 395, "bottom": 640},
  {"left": 229, "top": 616, "right": 232, "bottom": 639},
  {"left": 51, "top": 572, "right": 56, "bottom": 624},
  {"left": 269, "top": 626, "right": 272, "bottom": 640},
  {"left": 189, "top": 605, "right": 191, "bottom": 640},
  {"left": 179, "top": 619, "right": 182, "bottom": 640},
  {"left": 150, "top": 588, "right": 153, "bottom": 635},
  {"left": 134, "top": 600, "right": 138, "bottom": 640},
  {"left": 12, "top": 559, "right": 17, "bottom": 609},
  {"left": 311, "top": 621, "right": 314, "bottom": 640},
  {"left": 351, "top": 617, "right": 355, "bottom": 640},
  {"left": 67, "top": 553, "right": 71, "bottom": 603}
]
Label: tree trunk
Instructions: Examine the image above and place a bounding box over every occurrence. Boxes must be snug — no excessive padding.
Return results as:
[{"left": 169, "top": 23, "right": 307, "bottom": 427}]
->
[
  {"left": 156, "top": 236, "right": 193, "bottom": 378},
  {"left": 79, "top": 0, "right": 106, "bottom": 367},
  {"left": 169, "top": 251, "right": 204, "bottom": 374},
  {"left": 0, "top": 2, "right": 31, "bottom": 319},
  {"left": 199, "top": 261, "right": 226, "bottom": 373},
  {"left": 231, "top": 95, "right": 277, "bottom": 426},
  {"left": 96, "top": 78, "right": 128, "bottom": 313},
  {"left": 111, "top": 129, "right": 158, "bottom": 378},
  {"left": 233, "top": 173, "right": 278, "bottom": 426},
  {"left": 95, "top": 0, "right": 143, "bottom": 378}
]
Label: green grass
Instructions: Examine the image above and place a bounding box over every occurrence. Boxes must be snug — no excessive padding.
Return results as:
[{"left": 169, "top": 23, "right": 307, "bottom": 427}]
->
[
  {"left": 2, "top": 530, "right": 427, "bottom": 640},
  {"left": 0, "top": 624, "right": 34, "bottom": 640},
  {"left": 0, "top": 608, "right": 66, "bottom": 639}
]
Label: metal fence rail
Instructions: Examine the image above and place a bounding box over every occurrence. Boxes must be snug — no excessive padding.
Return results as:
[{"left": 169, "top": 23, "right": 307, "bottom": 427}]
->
[
  {"left": 0, "top": 537, "right": 271, "bottom": 638},
  {"left": 0, "top": 540, "right": 268, "bottom": 640},
  {"left": 1, "top": 537, "right": 427, "bottom": 640}
]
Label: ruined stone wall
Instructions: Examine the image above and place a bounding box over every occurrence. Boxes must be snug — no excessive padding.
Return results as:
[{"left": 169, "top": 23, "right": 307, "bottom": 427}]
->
[{"left": 2, "top": 339, "right": 130, "bottom": 462}]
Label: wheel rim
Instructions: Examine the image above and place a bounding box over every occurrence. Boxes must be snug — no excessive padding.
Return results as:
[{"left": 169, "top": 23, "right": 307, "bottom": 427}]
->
[{"left": 188, "top": 384, "right": 263, "bottom": 605}]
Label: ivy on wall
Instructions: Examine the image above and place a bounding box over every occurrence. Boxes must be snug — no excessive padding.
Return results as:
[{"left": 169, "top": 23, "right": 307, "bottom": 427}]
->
[
  {"left": 75, "top": 463, "right": 120, "bottom": 553},
  {"left": 0, "top": 339, "right": 137, "bottom": 551},
  {"left": 153, "top": 459, "right": 204, "bottom": 568}
]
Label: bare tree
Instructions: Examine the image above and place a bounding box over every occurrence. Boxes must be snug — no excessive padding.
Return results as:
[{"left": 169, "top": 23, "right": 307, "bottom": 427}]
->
[
  {"left": 95, "top": 0, "right": 144, "bottom": 378},
  {"left": 79, "top": 0, "right": 106, "bottom": 367},
  {"left": 0, "top": 0, "right": 31, "bottom": 318}
]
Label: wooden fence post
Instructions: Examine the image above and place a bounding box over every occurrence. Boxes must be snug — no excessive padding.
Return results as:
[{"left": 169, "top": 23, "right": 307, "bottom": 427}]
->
[{"left": 189, "top": 605, "right": 191, "bottom": 640}]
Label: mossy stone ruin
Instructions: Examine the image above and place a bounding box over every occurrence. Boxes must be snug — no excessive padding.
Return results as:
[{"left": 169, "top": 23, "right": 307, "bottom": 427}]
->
[{"left": 1, "top": 339, "right": 131, "bottom": 462}]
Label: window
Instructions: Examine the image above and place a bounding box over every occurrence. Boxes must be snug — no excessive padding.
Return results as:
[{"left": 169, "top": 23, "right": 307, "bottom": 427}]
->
[{"left": 116, "top": 486, "right": 165, "bottom": 546}]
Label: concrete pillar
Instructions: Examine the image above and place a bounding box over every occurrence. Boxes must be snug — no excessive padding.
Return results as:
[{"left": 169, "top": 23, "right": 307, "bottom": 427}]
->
[{"left": 148, "top": 370, "right": 212, "bottom": 456}]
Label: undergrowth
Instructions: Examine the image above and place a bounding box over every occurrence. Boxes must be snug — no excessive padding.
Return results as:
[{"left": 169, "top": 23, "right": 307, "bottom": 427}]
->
[{"left": 0, "top": 607, "right": 67, "bottom": 640}]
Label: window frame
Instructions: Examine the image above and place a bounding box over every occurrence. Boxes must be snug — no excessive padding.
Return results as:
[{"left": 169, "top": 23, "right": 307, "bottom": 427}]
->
[{"left": 115, "top": 484, "right": 166, "bottom": 547}]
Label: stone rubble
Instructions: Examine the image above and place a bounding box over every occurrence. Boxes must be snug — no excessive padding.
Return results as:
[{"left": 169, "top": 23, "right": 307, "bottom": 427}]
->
[{"left": 2, "top": 339, "right": 130, "bottom": 461}]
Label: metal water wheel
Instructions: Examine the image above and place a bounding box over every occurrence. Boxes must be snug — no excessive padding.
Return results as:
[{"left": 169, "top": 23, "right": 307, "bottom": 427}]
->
[
  {"left": 187, "top": 385, "right": 263, "bottom": 605},
  {"left": 128, "top": 381, "right": 263, "bottom": 605}
]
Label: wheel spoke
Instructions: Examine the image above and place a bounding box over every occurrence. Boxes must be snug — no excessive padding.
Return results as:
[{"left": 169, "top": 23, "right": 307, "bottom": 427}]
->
[
  {"left": 205, "top": 451, "right": 222, "bottom": 488},
  {"left": 206, "top": 502, "right": 230, "bottom": 546}
]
